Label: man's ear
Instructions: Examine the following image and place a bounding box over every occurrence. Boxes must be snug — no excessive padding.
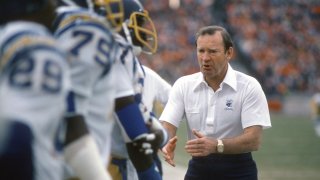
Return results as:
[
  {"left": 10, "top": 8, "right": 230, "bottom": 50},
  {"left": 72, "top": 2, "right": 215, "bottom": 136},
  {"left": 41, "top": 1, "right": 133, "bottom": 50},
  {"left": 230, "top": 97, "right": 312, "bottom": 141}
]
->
[{"left": 226, "top": 47, "right": 233, "bottom": 60}]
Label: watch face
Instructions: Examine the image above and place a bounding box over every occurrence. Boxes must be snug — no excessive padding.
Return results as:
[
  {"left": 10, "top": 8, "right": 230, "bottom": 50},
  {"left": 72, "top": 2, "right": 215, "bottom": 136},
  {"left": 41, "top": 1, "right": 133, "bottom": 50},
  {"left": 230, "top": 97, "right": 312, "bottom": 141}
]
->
[{"left": 217, "top": 140, "right": 224, "bottom": 153}]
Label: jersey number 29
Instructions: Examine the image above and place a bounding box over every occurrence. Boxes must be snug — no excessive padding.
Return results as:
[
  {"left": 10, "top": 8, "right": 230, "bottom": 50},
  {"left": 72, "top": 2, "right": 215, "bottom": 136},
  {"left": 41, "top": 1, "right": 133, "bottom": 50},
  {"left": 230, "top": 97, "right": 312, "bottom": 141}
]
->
[{"left": 9, "top": 52, "right": 63, "bottom": 93}]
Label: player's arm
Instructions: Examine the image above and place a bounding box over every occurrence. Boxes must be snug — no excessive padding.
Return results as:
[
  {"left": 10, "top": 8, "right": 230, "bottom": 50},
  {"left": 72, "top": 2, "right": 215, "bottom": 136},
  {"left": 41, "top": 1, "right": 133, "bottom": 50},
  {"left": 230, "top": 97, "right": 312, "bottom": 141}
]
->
[
  {"left": 113, "top": 44, "right": 163, "bottom": 179},
  {"left": 115, "top": 95, "right": 150, "bottom": 140},
  {"left": 64, "top": 114, "right": 111, "bottom": 180},
  {"left": 115, "top": 90, "right": 168, "bottom": 151},
  {"left": 115, "top": 95, "right": 164, "bottom": 180},
  {"left": 64, "top": 91, "right": 110, "bottom": 180}
]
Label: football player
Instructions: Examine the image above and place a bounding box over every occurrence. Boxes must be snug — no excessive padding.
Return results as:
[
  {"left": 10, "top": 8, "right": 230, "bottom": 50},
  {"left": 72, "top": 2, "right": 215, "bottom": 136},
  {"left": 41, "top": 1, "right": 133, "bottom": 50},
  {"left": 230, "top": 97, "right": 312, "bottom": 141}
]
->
[
  {"left": 126, "top": 65, "right": 172, "bottom": 180},
  {"left": 310, "top": 92, "right": 320, "bottom": 137},
  {"left": 107, "top": 0, "right": 169, "bottom": 179},
  {"left": 0, "top": 0, "right": 70, "bottom": 179},
  {"left": 54, "top": 0, "right": 123, "bottom": 179},
  {"left": 0, "top": 0, "right": 115, "bottom": 180},
  {"left": 55, "top": 0, "right": 166, "bottom": 179}
]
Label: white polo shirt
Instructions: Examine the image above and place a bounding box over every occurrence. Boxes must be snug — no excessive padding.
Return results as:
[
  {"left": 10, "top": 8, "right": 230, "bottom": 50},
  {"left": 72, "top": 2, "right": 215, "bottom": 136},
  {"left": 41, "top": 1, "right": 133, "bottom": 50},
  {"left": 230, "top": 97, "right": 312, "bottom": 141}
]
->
[{"left": 160, "top": 64, "right": 271, "bottom": 140}]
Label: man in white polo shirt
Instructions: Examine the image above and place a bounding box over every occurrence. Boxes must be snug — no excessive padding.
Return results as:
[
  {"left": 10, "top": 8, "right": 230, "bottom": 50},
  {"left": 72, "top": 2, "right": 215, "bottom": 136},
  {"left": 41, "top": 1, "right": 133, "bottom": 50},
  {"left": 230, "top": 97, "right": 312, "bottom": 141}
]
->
[{"left": 160, "top": 25, "right": 271, "bottom": 180}]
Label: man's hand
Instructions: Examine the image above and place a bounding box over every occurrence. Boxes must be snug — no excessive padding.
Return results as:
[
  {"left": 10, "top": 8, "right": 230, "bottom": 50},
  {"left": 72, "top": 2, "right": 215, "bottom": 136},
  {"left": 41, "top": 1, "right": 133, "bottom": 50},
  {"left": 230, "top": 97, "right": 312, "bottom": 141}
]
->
[
  {"left": 161, "top": 136, "right": 178, "bottom": 167},
  {"left": 185, "top": 129, "right": 215, "bottom": 157}
]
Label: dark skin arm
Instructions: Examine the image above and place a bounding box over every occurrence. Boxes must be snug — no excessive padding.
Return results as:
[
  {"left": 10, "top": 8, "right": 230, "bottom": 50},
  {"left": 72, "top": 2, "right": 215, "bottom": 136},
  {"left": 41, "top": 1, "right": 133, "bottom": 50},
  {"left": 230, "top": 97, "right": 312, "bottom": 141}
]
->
[
  {"left": 115, "top": 95, "right": 135, "bottom": 111},
  {"left": 185, "top": 125, "right": 263, "bottom": 156}
]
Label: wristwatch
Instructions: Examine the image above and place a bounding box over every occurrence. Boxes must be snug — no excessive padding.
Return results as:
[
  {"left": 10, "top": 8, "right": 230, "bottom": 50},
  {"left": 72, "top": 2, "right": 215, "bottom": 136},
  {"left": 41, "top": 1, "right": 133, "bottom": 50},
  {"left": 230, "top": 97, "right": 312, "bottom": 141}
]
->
[{"left": 217, "top": 139, "right": 224, "bottom": 153}]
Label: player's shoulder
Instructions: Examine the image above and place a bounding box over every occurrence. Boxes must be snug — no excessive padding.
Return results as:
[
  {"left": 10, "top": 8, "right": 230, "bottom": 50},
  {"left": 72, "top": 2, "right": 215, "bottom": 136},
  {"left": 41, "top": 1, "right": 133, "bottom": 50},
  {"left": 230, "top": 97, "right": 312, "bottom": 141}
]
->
[
  {"left": 113, "top": 33, "right": 134, "bottom": 63},
  {"left": 0, "top": 21, "right": 67, "bottom": 71},
  {"left": 114, "top": 33, "right": 132, "bottom": 50},
  {"left": 0, "top": 22, "right": 70, "bottom": 95},
  {"left": 0, "top": 21, "right": 54, "bottom": 46},
  {"left": 0, "top": 21, "right": 64, "bottom": 58},
  {"left": 54, "top": 6, "right": 113, "bottom": 37}
]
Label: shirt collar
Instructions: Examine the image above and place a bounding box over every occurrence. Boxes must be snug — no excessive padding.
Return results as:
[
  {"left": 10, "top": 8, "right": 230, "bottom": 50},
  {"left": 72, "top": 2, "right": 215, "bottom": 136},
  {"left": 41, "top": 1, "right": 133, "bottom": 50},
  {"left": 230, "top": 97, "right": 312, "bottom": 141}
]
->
[
  {"left": 223, "top": 64, "right": 237, "bottom": 91},
  {"left": 193, "top": 73, "right": 206, "bottom": 91},
  {"left": 194, "top": 63, "right": 237, "bottom": 91}
]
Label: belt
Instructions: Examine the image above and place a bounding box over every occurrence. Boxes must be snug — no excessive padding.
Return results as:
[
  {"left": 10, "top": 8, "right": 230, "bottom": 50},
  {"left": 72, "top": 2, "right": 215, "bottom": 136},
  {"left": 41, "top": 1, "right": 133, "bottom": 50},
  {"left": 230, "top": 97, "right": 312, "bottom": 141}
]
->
[{"left": 192, "top": 152, "right": 253, "bottom": 161}]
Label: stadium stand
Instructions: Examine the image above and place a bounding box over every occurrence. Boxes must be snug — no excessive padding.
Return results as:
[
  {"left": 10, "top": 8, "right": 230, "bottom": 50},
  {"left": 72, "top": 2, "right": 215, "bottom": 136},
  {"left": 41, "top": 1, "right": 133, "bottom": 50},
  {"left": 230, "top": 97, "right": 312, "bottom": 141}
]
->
[{"left": 140, "top": 0, "right": 320, "bottom": 112}]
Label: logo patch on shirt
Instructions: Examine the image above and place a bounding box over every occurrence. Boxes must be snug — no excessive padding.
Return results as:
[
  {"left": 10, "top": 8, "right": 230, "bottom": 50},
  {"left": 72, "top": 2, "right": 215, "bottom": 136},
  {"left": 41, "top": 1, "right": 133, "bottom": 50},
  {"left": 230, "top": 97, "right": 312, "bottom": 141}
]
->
[{"left": 225, "top": 99, "right": 233, "bottom": 111}]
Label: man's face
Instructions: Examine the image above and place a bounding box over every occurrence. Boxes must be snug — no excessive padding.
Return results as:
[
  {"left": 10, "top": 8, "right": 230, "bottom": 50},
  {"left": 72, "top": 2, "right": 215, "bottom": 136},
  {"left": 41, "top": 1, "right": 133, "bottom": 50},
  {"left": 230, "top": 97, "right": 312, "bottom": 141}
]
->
[{"left": 196, "top": 32, "right": 232, "bottom": 81}]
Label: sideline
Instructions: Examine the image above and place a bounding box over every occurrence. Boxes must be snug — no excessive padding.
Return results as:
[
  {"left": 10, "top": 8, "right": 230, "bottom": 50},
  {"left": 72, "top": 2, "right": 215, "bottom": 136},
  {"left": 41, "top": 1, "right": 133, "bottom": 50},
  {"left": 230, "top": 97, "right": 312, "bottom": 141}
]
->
[{"left": 162, "top": 160, "right": 187, "bottom": 180}]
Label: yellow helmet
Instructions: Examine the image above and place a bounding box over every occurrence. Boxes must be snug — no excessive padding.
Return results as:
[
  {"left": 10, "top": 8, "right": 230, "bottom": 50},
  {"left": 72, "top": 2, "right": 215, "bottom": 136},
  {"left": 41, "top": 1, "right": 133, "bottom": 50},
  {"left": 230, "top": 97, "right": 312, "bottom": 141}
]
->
[
  {"left": 58, "top": 0, "right": 124, "bottom": 31},
  {"left": 122, "top": 0, "right": 157, "bottom": 54},
  {"left": 94, "top": 0, "right": 124, "bottom": 32}
]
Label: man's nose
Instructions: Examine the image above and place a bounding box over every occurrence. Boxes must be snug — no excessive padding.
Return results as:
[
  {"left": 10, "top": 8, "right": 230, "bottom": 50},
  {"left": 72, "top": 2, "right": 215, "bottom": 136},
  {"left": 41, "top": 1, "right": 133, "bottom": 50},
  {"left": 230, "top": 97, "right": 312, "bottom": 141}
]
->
[{"left": 202, "top": 52, "right": 211, "bottom": 61}]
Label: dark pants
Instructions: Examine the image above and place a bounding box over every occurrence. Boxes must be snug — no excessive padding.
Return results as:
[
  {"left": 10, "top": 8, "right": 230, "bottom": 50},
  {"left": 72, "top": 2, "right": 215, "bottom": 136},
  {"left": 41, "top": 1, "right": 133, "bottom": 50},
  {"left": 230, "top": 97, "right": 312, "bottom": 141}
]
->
[
  {"left": 185, "top": 153, "right": 257, "bottom": 180},
  {"left": 110, "top": 153, "right": 163, "bottom": 179},
  {"left": 153, "top": 153, "right": 163, "bottom": 176}
]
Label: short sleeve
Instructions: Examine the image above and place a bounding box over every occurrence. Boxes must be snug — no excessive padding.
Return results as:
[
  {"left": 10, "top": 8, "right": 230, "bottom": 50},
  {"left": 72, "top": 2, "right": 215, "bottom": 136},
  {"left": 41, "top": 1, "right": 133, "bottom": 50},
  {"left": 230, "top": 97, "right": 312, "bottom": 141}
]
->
[
  {"left": 241, "top": 79, "right": 271, "bottom": 129},
  {"left": 159, "top": 78, "right": 185, "bottom": 128}
]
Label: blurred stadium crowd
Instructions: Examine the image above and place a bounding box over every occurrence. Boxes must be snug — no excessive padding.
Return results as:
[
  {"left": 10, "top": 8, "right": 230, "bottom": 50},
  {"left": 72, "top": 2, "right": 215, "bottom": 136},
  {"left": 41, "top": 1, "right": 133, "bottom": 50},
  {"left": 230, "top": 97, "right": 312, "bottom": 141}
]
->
[{"left": 140, "top": 0, "right": 320, "bottom": 105}]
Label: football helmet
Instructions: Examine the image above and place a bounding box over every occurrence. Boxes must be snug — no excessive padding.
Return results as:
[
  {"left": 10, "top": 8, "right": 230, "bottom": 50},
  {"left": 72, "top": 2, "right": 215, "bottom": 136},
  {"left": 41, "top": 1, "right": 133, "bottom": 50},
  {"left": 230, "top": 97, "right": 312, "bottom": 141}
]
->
[
  {"left": 121, "top": 0, "right": 158, "bottom": 55},
  {"left": 94, "top": 0, "right": 124, "bottom": 32},
  {"left": 60, "top": 0, "right": 124, "bottom": 31}
]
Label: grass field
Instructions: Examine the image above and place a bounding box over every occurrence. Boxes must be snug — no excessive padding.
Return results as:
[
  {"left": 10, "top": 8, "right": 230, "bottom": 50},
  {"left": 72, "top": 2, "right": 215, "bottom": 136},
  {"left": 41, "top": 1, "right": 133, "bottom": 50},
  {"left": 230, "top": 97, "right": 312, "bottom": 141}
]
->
[{"left": 172, "top": 113, "right": 320, "bottom": 180}]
